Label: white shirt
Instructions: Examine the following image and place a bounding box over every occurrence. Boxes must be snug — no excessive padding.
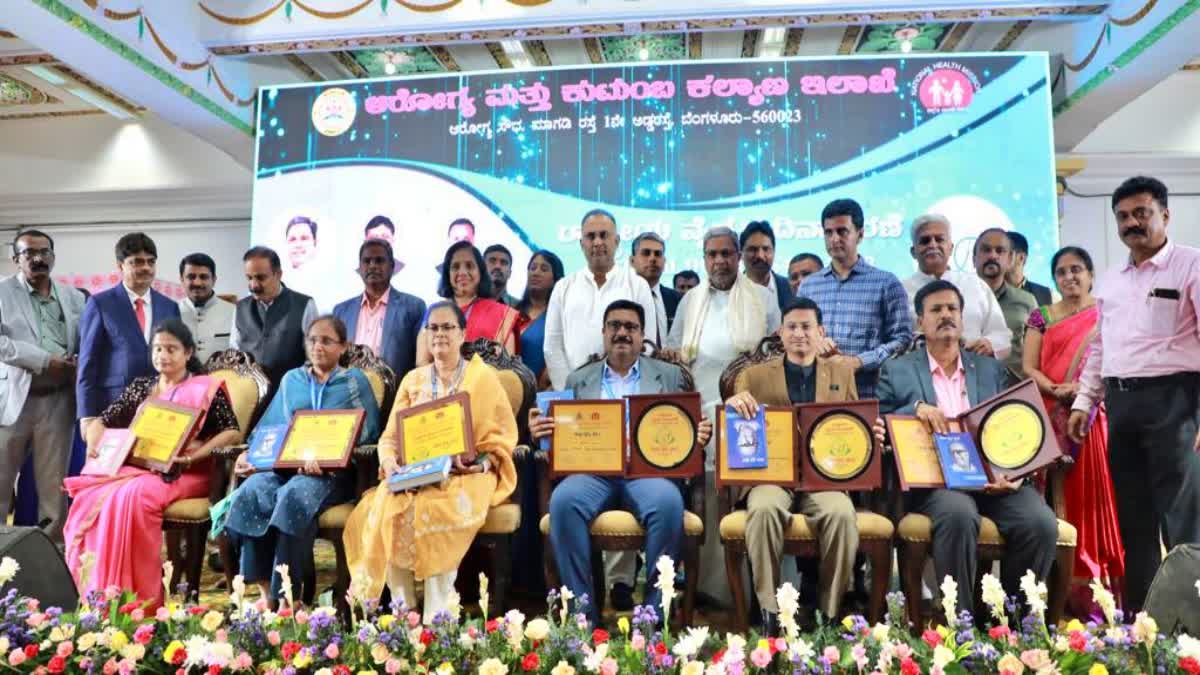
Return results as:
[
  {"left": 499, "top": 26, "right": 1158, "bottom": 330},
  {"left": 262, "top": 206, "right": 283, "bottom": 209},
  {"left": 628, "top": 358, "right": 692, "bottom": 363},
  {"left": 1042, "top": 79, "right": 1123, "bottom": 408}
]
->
[
  {"left": 544, "top": 265, "right": 659, "bottom": 390},
  {"left": 124, "top": 284, "right": 152, "bottom": 343},
  {"left": 179, "top": 294, "right": 236, "bottom": 363},
  {"left": 229, "top": 294, "right": 319, "bottom": 351},
  {"left": 902, "top": 268, "right": 1012, "bottom": 360}
]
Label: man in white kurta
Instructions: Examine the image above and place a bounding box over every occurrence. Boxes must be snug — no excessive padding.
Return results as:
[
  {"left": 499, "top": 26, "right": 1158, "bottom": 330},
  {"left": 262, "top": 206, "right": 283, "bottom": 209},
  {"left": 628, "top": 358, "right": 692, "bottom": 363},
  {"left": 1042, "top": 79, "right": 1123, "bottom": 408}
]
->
[
  {"left": 666, "top": 226, "right": 781, "bottom": 607},
  {"left": 902, "top": 214, "right": 1011, "bottom": 360}
]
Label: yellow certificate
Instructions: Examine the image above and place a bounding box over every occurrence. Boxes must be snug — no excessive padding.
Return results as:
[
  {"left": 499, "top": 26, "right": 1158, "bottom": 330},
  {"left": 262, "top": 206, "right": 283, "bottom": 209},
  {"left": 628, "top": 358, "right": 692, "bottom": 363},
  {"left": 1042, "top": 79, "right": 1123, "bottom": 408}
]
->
[
  {"left": 130, "top": 401, "right": 200, "bottom": 471},
  {"left": 276, "top": 409, "right": 364, "bottom": 469},
  {"left": 635, "top": 403, "right": 695, "bottom": 470},
  {"left": 886, "top": 416, "right": 947, "bottom": 490},
  {"left": 979, "top": 402, "right": 1044, "bottom": 469},
  {"left": 717, "top": 408, "right": 798, "bottom": 486},
  {"left": 397, "top": 393, "right": 473, "bottom": 464},
  {"left": 550, "top": 400, "right": 624, "bottom": 476},
  {"left": 808, "top": 413, "right": 872, "bottom": 480}
]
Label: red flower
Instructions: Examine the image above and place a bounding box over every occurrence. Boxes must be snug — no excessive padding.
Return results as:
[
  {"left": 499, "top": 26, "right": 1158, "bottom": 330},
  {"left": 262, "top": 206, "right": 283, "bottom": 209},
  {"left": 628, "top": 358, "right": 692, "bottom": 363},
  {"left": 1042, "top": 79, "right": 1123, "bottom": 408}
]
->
[
  {"left": 1068, "top": 630, "right": 1088, "bottom": 653},
  {"left": 278, "top": 607, "right": 293, "bottom": 619},
  {"left": 1179, "top": 657, "right": 1200, "bottom": 675},
  {"left": 900, "top": 658, "right": 919, "bottom": 675},
  {"left": 333, "top": 667, "right": 353, "bottom": 675},
  {"left": 522, "top": 652, "right": 540, "bottom": 672},
  {"left": 592, "top": 629, "right": 610, "bottom": 645},
  {"left": 208, "top": 666, "right": 221, "bottom": 675},
  {"left": 280, "top": 641, "right": 302, "bottom": 662},
  {"left": 420, "top": 629, "right": 434, "bottom": 646},
  {"left": 47, "top": 656, "right": 66, "bottom": 674},
  {"left": 172, "top": 649, "right": 188, "bottom": 666},
  {"left": 988, "top": 625, "right": 1011, "bottom": 640},
  {"left": 24, "top": 644, "right": 39, "bottom": 658},
  {"left": 712, "top": 648, "right": 726, "bottom": 664},
  {"left": 921, "top": 629, "right": 941, "bottom": 649},
  {"left": 188, "top": 606, "right": 207, "bottom": 616},
  {"left": 486, "top": 619, "right": 500, "bottom": 633},
  {"left": 654, "top": 641, "right": 667, "bottom": 656},
  {"left": 118, "top": 602, "right": 139, "bottom": 615}
]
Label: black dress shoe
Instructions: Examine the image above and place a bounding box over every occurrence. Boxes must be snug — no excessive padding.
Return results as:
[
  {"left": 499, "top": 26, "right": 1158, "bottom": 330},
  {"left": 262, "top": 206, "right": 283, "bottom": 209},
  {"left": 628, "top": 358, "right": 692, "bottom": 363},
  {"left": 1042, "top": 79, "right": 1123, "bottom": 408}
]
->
[
  {"left": 760, "top": 610, "right": 779, "bottom": 636},
  {"left": 610, "top": 582, "right": 635, "bottom": 611}
]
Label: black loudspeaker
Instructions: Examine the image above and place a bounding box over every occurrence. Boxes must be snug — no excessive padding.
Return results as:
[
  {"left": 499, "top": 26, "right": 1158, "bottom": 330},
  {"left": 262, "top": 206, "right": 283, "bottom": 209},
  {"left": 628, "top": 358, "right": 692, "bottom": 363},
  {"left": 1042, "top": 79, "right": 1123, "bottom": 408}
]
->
[
  {"left": 1144, "top": 543, "right": 1200, "bottom": 634},
  {"left": 0, "top": 527, "right": 78, "bottom": 612}
]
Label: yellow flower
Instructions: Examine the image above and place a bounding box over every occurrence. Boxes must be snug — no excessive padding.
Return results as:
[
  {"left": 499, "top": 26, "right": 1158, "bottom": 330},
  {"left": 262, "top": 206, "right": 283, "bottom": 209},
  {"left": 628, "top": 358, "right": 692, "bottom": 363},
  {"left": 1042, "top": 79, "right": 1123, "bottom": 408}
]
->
[
  {"left": 551, "top": 661, "right": 577, "bottom": 675},
  {"left": 1066, "top": 619, "right": 1086, "bottom": 633},
  {"left": 294, "top": 650, "right": 314, "bottom": 669},
  {"left": 525, "top": 618, "right": 551, "bottom": 642},
  {"left": 1088, "top": 665, "right": 1109, "bottom": 675},
  {"left": 109, "top": 631, "right": 128, "bottom": 651},
  {"left": 379, "top": 614, "right": 396, "bottom": 630},
  {"left": 437, "top": 663, "right": 455, "bottom": 675},
  {"left": 163, "top": 641, "right": 185, "bottom": 664},
  {"left": 618, "top": 617, "right": 630, "bottom": 635},
  {"left": 479, "top": 657, "right": 509, "bottom": 675},
  {"left": 680, "top": 661, "right": 704, "bottom": 675},
  {"left": 201, "top": 610, "right": 224, "bottom": 633},
  {"left": 996, "top": 653, "right": 1024, "bottom": 674},
  {"left": 372, "top": 643, "right": 392, "bottom": 664},
  {"left": 317, "top": 669, "right": 333, "bottom": 675},
  {"left": 757, "top": 639, "right": 770, "bottom": 651},
  {"left": 121, "top": 644, "right": 146, "bottom": 662},
  {"left": 78, "top": 633, "right": 98, "bottom": 652},
  {"left": 841, "top": 616, "right": 854, "bottom": 630},
  {"left": 935, "top": 625, "right": 950, "bottom": 640}
]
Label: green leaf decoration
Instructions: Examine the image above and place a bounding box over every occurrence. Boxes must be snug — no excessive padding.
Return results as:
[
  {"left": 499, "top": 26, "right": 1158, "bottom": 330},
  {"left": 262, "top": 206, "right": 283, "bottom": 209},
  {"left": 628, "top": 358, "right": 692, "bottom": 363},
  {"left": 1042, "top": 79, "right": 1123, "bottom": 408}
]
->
[
  {"left": 911, "top": 36, "right": 938, "bottom": 50},
  {"left": 137, "top": 14, "right": 144, "bottom": 40},
  {"left": 922, "top": 25, "right": 947, "bottom": 38},
  {"left": 860, "top": 38, "right": 893, "bottom": 52},
  {"left": 1105, "top": 21, "right": 1112, "bottom": 44},
  {"left": 285, "top": 0, "right": 293, "bottom": 20},
  {"left": 381, "top": 0, "right": 389, "bottom": 13},
  {"left": 867, "top": 27, "right": 895, "bottom": 41},
  {"left": 206, "top": 66, "right": 213, "bottom": 84}
]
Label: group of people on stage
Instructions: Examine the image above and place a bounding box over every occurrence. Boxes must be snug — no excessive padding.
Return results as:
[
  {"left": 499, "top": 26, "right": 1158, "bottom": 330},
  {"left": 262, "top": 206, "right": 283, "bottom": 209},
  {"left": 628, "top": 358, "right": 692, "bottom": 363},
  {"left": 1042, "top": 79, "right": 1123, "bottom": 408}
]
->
[{"left": 1, "top": 175, "right": 1196, "bottom": 629}]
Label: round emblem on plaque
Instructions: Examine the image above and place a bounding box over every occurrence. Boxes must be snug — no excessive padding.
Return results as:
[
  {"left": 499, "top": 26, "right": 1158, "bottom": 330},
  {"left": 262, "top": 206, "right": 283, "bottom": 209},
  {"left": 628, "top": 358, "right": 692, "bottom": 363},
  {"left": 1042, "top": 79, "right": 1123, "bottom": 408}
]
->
[
  {"left": 979, "top": 401, "right": 1044, "bottom": 469},
  {"left": 635, "top": 403, "right": 696, "bottom": 470},
  {"left": 807, "top": 412, "right": 872, "bottom": 481}
]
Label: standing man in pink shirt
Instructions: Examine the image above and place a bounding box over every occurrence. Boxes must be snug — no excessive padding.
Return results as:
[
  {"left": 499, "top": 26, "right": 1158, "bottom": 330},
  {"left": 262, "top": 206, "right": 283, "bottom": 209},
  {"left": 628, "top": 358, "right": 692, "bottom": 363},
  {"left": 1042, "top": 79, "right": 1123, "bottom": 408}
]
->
[{"left": 1068, "top": 176, "right": 1200, "bottom": 613}]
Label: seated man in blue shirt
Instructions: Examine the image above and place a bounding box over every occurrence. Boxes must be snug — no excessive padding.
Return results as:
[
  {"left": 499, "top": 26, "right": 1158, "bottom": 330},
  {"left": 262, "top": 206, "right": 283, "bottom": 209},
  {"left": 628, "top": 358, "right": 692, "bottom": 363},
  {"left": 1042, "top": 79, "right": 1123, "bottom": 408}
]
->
[{"left": 530, "top": 299, "right": 713, "bottom": 624}]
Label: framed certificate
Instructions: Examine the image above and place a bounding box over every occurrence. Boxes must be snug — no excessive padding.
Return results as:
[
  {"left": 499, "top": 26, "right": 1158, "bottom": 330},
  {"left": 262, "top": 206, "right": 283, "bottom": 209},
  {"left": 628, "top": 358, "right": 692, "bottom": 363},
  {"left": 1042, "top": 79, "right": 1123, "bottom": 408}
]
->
[
  {"left": 395, "top": 392, "right": 475, "bottom": 465},
  {"left": 961, "top": 379, "right": 1061, "bottom": 480},
  {"left": 275, "top": 409, "right": 366, "bottom": 469},
  {"left": 884, "top": 415, "right": 957, "bottom": 490},
  {"left": 626, "top": 392, "right": 703, "bottom": 479},
  {"left": 716, "top": 405, "right": 799, "bottom": 488},
  {"left": 796, "top": 400, "right": 881, "bottom": 492},
  {"left": 549, "top": 399, "right": 625, "bottom": 478},
  {"left": 83, "top": 428, "right": 136, "bottom": 477},
  {"left": 129, "top": 400, "right": 202, "bottom": 472}
]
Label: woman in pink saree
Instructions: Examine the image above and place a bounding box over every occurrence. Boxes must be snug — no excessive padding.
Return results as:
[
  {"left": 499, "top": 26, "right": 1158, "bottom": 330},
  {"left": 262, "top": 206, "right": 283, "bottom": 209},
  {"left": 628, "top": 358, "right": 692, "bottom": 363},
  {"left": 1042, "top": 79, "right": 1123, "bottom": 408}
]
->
[
  {"left": 63, "top": 319, "right": 241, "bottom": 608},
  {"left": 1023, "top": 246, "right": 1124, "bottom": 614}
]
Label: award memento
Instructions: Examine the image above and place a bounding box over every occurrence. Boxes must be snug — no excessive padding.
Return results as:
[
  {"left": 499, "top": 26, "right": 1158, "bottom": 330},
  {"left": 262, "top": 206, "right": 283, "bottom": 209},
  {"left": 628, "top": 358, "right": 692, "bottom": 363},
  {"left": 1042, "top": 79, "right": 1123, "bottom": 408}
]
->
[
  {"left": 626, "top": 392, "right": 703, "bottom": 479},
  {"left": 395, "top": 392, "right": 475, "bottom": 465},
  {"left": 549, "top": 399, "right": 625, "bottom": 477},
  {"left": 246, "top": 424, "right": 288, "bottom": 471},
  {"left": 535, "top": 390, "right": 575, "bottom": 451},
  {"left": 388, "top": 455, "right": 453, "bottom": 492},
  {"left": 796, "top": 400, "right": 881, "bottom": 491},
  {"left": 82, "top": 428, "right": 136, "bottom": 477},
  {"left": 724, "top": 405, "right": 768, "bottom": 470},
  {"left": 129, "top": 400, "right": 202, "bottom": 472},
  {"left": 884, "top": 415, "right": 954, "bottom": 490},
  {"left": 934, "top": 431, "right": 990, "bottom": 489},
  {"left": 715, "top": 405, "right": 799, "bottom": 488},
  {"left": 275, "top": 409, "right": 366, "bottom": 469},
  {"left": 961, "top": 379, "right": 1061, "bottom": 479}
]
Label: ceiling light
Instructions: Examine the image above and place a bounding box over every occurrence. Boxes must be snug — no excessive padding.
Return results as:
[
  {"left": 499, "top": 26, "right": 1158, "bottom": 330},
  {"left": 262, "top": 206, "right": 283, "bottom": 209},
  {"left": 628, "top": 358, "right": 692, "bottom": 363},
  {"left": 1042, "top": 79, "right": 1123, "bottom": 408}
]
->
[
  {"left": 384, "top": 62, "right": 397, "bottom": 75},
  {"left": 24, "top": 65, "right": 67, "bottom": 85},
  {"left": 499, "top": 39, "right": 532, "bottom": 69},
  {"left": 900, "top": 39, "right": 913, "bottom": 53},
  {"left": 67, "top": 86, "right": 134, "bottom": 119},
  {"left": 638, "top": 46, "right": 650, "bottom": 60},
  {"left": 759, "top": 26, "right": 786, "bottom": 58}
]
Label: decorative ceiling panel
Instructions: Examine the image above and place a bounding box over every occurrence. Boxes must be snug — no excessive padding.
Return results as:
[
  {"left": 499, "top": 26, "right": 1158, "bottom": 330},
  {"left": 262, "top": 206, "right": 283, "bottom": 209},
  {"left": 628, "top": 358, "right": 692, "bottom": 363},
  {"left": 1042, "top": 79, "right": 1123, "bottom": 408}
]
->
[
  {"left": 350, "top": 47, "right": 445, "bottom": 77},
  {"left": 857, "top": 23, "right": 948, "bottom": 53},
  {"left": 0, "top": 75, "right": 48, "bottom": 106},
  {"left": 598, "top": 34, "right": 685, "bottom": 63}
]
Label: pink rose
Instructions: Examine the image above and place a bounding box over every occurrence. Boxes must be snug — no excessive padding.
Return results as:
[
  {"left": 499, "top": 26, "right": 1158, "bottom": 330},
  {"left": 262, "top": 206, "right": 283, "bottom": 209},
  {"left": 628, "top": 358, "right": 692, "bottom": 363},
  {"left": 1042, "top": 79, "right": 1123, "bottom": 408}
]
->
[
  {"left": 324, "top": 643, "right": 340, "bottom": 660},
  {"left": 27, "top": 613, "right": 45, "bottom": 628},
  {"left": 386, "top": 658, "right": 403, "bottom": 674},
  {"left": 772, "top": 638, "right": 788, "bottom": 654},
  {"left": 104, "top": 587, "right": 120, "bottom": 601},
  {"left": 931, "top": 667, "right": 944, "bottom": 675},
  {"left": 102, "top": 658, "right": 118, "bottom": 675},
  {"left": 267, "top": 631, "right": 281, "bottom": 646},
  {"left": 130, "top": 609, "right": 144, "bottom": 622},
  {"left": 25, "top": 599, "right": 39, "bottom": 611},
  {"left": 8, "top": 650, "right": 26, "bottom": 667},
  {"left": 894, "top": 644, "right": 913, "bottom": 660},
  {"left": 133, "top": 624, "right": 155, "bottom": 645},
  {"left": 750, "top": 647, "right": 772, "bottom": 669},
  {"left": 1020, "top": 650, "right": 1051, "bottom": 671},
  {"left": 295, "top": 610, "right": 310, "bottom": 625},
  {"left": 56, "top": 642, "right": 73, "bottom": 658},
  {"left": 823, "top": 646, "right": 840, "bottom": 663},
  {"left": 233, "top": 653, "right": 253, "bottom": 671},
  {"left": 631, "top": 634, "right": 646, "bottom": 651},
  {"left": 118, "top": 658, "right": 135, "bottom": 675},
  {"left": 600, "top": 657, "right": 618, "bottom": 675},
  {"left": 155, "top": 608, "right": 170, "bottom": 622}
]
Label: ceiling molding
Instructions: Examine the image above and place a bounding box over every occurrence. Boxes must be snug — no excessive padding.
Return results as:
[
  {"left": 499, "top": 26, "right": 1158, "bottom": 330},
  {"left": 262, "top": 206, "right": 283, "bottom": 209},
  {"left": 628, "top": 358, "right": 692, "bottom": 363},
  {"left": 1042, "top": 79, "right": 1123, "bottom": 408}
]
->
[
  {"left": 837, "top": 25, "right": 863, "bottom": 55},
  {"left": 524, "top": 40, "right": 552, "bottom": 67},
  {"left": 687, "top": 31, "right": 702, "bottom": 59},
  {"left": 427, "top": 45, "right": 461, "bottom": 71},
  {"left": 0, "top": 186, "right": 252, "bottom": 227},
  {"left": 582, "top": 37, "right": 604, "bottom": 64},
  {"left": 940, "top": 22, "right": 973, "bottom": 51},
  {"left": 0, "top": 109, "right": 103, "bottom": 121},
  {"left": 284, "top": 54, "right": 323, "bottom": 81},
  {"left": 0, "top": 54, "right": 56, "bottom": 66},
  {"left": 783, "top": 27, "right": 805, "bottom": 56},
  {"left": 333, "top": 51, "right": 368, "bottom": 78},
  {"left": 55, "top": 64, "right": 144, "bottom": 115},
  {"left": 740, "top": 29, "right": 762, "bottom": 58},
  {"left": 993, "top": 19, "right": 1032, "bottom": 51},
  {"left": 484, "top": 42, "right": 512, "bottom": 68}
]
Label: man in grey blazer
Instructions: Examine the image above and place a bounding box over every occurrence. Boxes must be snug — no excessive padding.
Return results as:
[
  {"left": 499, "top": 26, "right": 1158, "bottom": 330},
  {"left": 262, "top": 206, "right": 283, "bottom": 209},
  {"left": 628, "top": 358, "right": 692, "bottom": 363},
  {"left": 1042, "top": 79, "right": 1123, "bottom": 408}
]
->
[
  {"left": 530, "top": 299, "right": 712, "bottom": 623},
  {"left": 0, "top": 230, "right": 86, "bottom": 543},
  {"left": 874, "top": 279, "right": 1058, "bottom": 614}
]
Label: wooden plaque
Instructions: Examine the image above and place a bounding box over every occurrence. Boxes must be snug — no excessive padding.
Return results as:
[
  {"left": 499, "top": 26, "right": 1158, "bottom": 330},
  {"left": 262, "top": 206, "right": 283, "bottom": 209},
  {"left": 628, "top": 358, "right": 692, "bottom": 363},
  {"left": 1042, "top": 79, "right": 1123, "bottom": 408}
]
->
[
  {"left": 275, "top": 409, "right": 365, "bottom": 469},
  {"left": 796, "top": 399, "right": 881, "bottom": 491},
  {"left": 129, "top": 400, "right": 202, "bottom": 472},
  {"left": 884, "top": 415, "right": 965, "bottom": 490},
  {"left": 961, "top": 379, "right": 1061, "bottom": 480},
  {"left": 715, "top": 405, "right": 799, "bottom": 488},
  {"left": 549, "top": 399, "right": 626, "bottom": 478},
  {"left": 626, "top": 392, "right": 704, "bottom": 479},
  {"left": 394, "top": 392, "right": 476, "bottom": 465}
]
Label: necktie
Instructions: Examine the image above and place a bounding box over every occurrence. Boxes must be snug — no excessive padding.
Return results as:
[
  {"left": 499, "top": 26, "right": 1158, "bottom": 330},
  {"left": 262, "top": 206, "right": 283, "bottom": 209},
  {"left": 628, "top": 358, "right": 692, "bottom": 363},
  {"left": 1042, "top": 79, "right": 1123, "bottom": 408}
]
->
[{"left": 134, "top": 298, "right": 147, "bottom": 336}]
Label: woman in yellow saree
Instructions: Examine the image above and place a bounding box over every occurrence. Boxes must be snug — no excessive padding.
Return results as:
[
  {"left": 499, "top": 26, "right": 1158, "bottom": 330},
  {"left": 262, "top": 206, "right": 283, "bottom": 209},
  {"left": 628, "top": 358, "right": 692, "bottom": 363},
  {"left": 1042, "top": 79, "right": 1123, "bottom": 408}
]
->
[{"left": 344, "top": 300, "right": 517, "bottom": 622}]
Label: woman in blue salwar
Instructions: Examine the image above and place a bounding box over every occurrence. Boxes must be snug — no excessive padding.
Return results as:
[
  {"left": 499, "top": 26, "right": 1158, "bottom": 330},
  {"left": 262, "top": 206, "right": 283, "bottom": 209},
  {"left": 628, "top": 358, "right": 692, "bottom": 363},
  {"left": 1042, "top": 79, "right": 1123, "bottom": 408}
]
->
[{"left": 225, "top": 315, "right": 381, "bottom": 606}]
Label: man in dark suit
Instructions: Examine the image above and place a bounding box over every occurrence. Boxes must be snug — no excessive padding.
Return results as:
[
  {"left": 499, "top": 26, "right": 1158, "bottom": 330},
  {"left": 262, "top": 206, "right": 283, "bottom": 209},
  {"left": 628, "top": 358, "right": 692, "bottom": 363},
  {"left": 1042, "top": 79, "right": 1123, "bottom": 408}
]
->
[
  {"left": 741, "top": 220, "right": 794, "bottom": 313},
  {"left": 77, "top": 232, "right": 181, "bottom": 422},
  {"left": 530, "top": 300, "right": 712, "bottom": 623},
  {"left": 874, "top": 279, "right": 1058, "bottom": 613},
  {"left": 630, "top": 232, "right": 681, "bottom": 340},
  {"left": 231, "top": 246, "right": 317, "bottom": 392},
  {"left": 1005, "top": 231, "right": 1053, "bottom": 307},
  {"left": 333, "top": 240, "right": 426, "bottom": 379}
]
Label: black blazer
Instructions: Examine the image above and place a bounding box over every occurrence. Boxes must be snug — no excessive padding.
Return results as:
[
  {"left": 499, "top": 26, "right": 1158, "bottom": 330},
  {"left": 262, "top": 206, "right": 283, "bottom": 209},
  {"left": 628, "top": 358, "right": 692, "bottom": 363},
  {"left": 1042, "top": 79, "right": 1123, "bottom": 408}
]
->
[
  {"left": 657, "top": 284, "right": 682, "bottom": 332},
  {"left": 773, "top": 272, "right": 795, "bottom": 312}
]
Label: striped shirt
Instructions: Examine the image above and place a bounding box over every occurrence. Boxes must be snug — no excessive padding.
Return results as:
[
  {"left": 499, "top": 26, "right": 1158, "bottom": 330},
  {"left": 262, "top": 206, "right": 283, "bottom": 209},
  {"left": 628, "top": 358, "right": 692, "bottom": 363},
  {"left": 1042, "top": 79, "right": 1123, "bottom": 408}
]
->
[{"left": 797, "top": 257, "right": 913, "bottom": 397}]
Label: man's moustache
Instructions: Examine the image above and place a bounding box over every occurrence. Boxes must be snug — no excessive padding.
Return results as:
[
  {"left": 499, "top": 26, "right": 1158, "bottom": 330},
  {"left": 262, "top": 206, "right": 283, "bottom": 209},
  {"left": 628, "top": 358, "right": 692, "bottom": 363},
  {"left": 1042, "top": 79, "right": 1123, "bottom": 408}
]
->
[{"left": 1123, "top": 227, "right": 1147, "bottom": 237}]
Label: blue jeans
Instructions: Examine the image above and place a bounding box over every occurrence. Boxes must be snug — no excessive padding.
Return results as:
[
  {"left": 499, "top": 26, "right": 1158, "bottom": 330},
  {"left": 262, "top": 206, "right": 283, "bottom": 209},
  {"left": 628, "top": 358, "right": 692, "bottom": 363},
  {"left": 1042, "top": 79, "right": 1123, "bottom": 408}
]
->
[{"left": 548, "top": 475, "right": 682, "bottom": 621}]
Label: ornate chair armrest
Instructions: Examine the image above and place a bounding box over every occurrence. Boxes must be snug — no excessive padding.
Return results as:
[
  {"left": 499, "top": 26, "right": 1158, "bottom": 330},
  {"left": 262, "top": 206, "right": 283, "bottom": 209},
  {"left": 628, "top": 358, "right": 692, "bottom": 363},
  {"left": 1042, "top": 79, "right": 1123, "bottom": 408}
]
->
[
  {"left": 717, "top": 485, "right": 734, "bottom": 520},
  {"left": 687, "top": 474, "right": 707, "bottom": 544},
  {"left": 207, "top": 444, "right": 245, "bottom": 502},
  {"left": 352, "top": 444, "right": 381, "bottom": 497}
]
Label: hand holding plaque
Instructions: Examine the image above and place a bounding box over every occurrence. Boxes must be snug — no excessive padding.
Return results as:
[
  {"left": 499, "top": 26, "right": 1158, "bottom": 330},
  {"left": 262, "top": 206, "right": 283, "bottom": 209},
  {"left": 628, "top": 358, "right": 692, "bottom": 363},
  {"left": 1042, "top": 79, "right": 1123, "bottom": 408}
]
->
[
  {"left": 275, "top": 409, "right": 366, "bottom": 470},
  {"left": 129, "top": 400, "right": 202, "bottom": 473},
  {"left": 796, "top": 400, "right": 881, "bottom": 491},
  {"left": 548, "top": 399, "right": 625, "bottom": 478},
  {"left": 395, "top": 392, "right": 476, "bottom": 465}
]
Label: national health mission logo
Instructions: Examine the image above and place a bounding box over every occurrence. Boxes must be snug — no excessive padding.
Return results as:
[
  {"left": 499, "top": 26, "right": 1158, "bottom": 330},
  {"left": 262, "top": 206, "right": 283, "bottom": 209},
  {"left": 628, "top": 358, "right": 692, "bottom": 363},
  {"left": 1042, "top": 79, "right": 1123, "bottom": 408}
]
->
[
  {"left": 911, "top": 62, "right": 981, "bottom": 113},
  {"left": 311, "top": 87, "right": 357, "bottom": 137}
]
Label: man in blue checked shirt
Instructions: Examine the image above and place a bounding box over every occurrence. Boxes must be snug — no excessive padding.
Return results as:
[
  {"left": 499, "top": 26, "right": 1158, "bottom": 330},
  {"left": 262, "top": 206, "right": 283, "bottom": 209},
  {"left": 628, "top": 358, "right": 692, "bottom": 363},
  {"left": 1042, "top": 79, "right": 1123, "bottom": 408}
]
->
[{"left": 797, "top": 198, "right": 914, "bottom": 399}]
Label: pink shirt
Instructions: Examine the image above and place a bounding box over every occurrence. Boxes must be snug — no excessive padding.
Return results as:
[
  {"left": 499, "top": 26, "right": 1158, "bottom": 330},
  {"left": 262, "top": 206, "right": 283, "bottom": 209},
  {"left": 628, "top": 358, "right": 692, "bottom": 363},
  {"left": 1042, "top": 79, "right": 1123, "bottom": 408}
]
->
[
  {"left": 928, "top": 350, "right": 971, "bottom": 418},
  {"left": 1075, "top": 240, "right": 1200, "bottom": 411},
  {"left": 354, "top": 292, "right": 389, "bottom": 357}
]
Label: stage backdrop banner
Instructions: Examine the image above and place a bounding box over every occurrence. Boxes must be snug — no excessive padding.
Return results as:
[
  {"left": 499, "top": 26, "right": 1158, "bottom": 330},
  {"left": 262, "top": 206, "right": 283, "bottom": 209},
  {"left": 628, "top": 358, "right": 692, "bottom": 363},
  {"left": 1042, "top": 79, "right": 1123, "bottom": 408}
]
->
[{"left": 252, "top": 54, "right": 1058, "bottom": 310}]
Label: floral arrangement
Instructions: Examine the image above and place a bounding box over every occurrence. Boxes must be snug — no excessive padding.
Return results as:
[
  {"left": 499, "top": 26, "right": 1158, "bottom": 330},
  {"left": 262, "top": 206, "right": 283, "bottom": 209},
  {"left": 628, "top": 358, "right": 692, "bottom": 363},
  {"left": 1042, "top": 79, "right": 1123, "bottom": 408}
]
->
[{"left": 4, "top": 554, "right": 1199, "bottom": 675}]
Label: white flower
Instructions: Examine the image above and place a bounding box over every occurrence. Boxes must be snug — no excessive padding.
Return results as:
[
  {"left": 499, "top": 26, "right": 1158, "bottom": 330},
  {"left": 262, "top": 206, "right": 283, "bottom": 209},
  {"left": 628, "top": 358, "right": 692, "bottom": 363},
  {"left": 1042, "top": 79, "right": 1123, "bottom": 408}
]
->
[
  {"left": 230, "top": 575, "right": 247, "bottom": 612},
  {"left": 704, "top": 663, "right": 727, "bottom": 675},
  {"left": 479, "top": 657, "right": 508, "bottom": 675},
  {"left": 459, "top": 632, "right": 478, "bottom": 650},
  {"left": 1133, "top": 611, "right": 1158, "bottom": 645},
  {"left": 183, "top": 635, "right": 211, "bottom": 668},
  {"left": 870, "top": 623, "right": 890, "bottom": 643},
  {"left": 1178, "top": 633, "right": 1200, "bottom": 661},
  {"left": 776, "top": 582, "right": 801, "bottom": 639},
  {"left": 559, "top": 586, "right": 574, "bottom": 625},
  {"left": 161, "top": 560, "right": 174, "bottom": 603},
  {"left": 1105, "top": 626, "right": 1127, "bottom": 643},
  {"left": 552, "top": 661, "right": 577, "bottom": 675},
  {"left": 939, "top": 575, "right": 958, "bottom": 625},
  {"left": 672, "top": 626, "right": 710, "bottom": 659},
  {"left": 525, "top": 618, "right": 551, "bottom": 641},
  {"left": 725, "top": 633, "right": 747, "bottom": 653},
  {"left": 0, "top": 558, "right": 19, "bottom": 585},
  {"left": 981, "top": 573, "right": 1007, "bottom": 624},
  {"left": 932, "top": 645, "right": 955, "bottom": 669},
  {"left": 446, "top": 590, "right": 462, "bottom": 621},
  {"left": 1020, "top": 570, "right": 1047, "bottom": 622},
  {"left": 788, "top": 637, "right": 815, "bottom": 664},
  {"left": 655, "top": 555, "right": 677, "bottom": 623},
  {"left": 275, "top": 564, "right": 294, "bottom": 609},
  {"left": 1089, "top": 578, "right": 1116, "bottom": 626},
  {"left": 479, "top": 573, "right": 490, "bottom": 622},
  {"left": 680, "top": 661, "right": 704, "bottom": 675},
  {"left": 1053, "top": 634, "right": 1070, "bottom": 652},
  {"left": 583, "top": 643, "right": 609, "bottom": 672}
]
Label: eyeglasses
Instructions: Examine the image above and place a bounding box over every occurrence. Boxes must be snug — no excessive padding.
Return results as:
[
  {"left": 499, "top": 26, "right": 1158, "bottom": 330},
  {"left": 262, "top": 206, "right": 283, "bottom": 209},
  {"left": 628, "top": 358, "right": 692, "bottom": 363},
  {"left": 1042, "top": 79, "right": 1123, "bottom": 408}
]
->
[
  {"left": 605, "top": 320, "right": 641, "bottom": 333},
  {"left": 306, "top": 336, "right": 341, "bottom": 347},
  {"left": 426, "top": 323, "right": 461, "bottom": 333},
  {"left": 15, "top": 248, "right": 53, "bottom": 260},
  {"left": 123, "top": 256, "right": 157, "bottom": 268}
]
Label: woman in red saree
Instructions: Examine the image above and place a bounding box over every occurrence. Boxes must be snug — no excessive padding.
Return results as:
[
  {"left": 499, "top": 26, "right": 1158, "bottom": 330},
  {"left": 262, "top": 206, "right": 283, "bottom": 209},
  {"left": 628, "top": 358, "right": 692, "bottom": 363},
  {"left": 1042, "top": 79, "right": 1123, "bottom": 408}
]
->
[
  {"left": 63, "top": 319, "right": 241, "bottom": 608},
  {"left": 417, "top": 241, "right": 521, "bottom": 364},
  {"left": 1022, "top": 246, "right": 1124, "bottom": 614}
]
